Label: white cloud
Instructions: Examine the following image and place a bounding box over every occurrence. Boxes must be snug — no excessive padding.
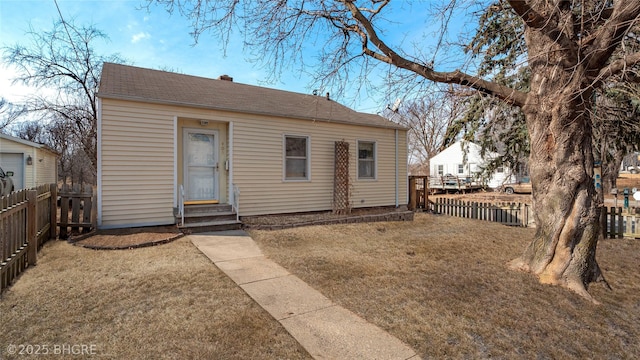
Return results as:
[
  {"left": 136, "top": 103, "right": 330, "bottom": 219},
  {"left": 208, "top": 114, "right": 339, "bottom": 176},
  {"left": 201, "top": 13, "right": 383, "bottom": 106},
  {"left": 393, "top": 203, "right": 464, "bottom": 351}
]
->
[{"left": 131, "top": 32, "right": 151, "bottom": 44}]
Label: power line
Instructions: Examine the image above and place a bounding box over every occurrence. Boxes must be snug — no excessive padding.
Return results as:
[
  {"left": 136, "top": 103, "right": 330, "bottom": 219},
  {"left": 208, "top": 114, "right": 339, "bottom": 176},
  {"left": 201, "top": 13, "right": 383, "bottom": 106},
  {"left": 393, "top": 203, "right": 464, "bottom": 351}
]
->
[{"left": 53, "top": 0, "right": 81, "bottom": 61}]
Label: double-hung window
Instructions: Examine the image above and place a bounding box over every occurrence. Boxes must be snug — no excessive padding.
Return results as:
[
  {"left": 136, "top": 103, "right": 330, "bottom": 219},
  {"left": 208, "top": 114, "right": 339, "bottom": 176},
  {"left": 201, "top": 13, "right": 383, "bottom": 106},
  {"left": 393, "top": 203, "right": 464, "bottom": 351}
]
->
[
  {"left": 284, "top": 135, "right": 309, "bottom": 180},
  {"left": 358, "top": 141, "right": 376, "bottom": 180}
]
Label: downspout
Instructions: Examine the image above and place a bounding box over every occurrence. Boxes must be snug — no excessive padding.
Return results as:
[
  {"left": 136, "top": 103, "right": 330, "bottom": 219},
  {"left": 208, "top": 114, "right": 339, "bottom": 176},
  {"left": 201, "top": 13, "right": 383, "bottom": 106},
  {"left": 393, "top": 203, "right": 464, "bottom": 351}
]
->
[
  {"left": 173, "top": 116, "right": 178, "bottom": 207},
  {"left": 228, "top": 121, "right": 234, "bottom": 208},
  {"left": 395, "top": 129, "right": 399, "bottom": 208}
]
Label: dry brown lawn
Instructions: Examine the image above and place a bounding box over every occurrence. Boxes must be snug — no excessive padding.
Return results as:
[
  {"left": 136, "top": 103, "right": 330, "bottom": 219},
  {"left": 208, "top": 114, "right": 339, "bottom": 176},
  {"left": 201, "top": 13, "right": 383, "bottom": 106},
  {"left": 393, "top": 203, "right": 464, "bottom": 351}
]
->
[
  {"left": 0, "top": 237, "right": 311, "bottom": 359},
  {"left": 250, "top": 213, "right": 640, "bottom": 359}
]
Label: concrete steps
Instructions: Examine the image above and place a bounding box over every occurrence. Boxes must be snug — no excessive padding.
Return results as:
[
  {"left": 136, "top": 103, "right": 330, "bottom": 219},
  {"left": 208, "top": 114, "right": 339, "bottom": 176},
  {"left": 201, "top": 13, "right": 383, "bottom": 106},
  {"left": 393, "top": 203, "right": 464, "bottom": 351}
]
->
[{"left": 178, "top": 204, "right": 241, "bottom": 233}]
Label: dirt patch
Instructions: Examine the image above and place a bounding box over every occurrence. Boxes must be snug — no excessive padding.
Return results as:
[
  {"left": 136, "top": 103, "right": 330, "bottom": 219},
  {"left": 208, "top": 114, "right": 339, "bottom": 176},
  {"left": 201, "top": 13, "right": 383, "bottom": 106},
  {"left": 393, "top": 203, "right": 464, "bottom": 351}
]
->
[
  {"left": 242, "top": 207, "right": 406, "bottom": 226},
  {"left": 243, "top": 207, "right": 412, "bottom": 229},
  {"left": 615, "top": 173, "right": 640, "bottom": 191},
  {"left": 73, "top": 225, "right": 183, "bottom": 249}
]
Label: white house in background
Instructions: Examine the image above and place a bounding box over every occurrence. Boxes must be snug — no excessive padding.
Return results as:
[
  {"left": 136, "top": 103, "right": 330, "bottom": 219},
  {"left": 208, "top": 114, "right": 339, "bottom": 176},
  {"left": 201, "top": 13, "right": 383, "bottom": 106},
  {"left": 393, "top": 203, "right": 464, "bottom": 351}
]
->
[
  {"left": 0, "top": 133, "right": 58, "bottom": 190},
  {"left": 430, "top": 140, "right": 514, "bottom": 189}
]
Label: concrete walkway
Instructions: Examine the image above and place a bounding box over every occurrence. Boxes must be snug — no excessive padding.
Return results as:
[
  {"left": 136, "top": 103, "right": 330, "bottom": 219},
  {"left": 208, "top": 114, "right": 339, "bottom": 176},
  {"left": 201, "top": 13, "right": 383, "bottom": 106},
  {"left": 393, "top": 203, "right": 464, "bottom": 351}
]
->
[{"left": 189, "top": 230, "right": 418, "bottom": 360}]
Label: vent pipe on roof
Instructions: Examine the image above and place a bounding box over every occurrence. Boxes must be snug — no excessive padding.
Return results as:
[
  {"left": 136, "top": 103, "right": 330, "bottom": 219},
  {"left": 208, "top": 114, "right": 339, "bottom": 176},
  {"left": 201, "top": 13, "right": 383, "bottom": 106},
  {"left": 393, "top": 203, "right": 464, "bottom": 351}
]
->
[{"left": 218, "top": 74, "right": 233, "bottom": 81}]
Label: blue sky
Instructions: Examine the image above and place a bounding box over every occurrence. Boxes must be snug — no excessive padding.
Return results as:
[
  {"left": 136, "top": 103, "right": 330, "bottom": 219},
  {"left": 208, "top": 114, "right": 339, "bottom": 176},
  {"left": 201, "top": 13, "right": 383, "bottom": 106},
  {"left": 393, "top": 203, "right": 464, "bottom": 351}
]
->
[{"left": 0, "top": 0, "right": 478, "bottom": 114}]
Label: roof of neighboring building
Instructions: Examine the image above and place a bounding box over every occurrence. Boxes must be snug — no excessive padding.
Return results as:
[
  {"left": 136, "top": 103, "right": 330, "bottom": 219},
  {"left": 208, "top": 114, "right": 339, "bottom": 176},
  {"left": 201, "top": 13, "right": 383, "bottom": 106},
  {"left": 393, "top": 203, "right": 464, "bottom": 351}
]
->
[
  {"left": 97, "top": 62, "right": 405, "bottom": 130},
  {"left": 0, "top": 133, "right": 59, "bottom": 156}
]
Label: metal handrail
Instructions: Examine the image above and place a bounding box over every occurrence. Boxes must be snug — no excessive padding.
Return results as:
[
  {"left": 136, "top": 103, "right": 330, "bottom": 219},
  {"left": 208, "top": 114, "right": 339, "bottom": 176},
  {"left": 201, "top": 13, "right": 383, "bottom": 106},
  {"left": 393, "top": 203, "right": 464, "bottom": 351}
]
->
[
  {"left": 179, "top": 184, "right": 185, "bottom": 226},
  {"left": 232, "top": 184, "right": 240, "bottom": 222}
]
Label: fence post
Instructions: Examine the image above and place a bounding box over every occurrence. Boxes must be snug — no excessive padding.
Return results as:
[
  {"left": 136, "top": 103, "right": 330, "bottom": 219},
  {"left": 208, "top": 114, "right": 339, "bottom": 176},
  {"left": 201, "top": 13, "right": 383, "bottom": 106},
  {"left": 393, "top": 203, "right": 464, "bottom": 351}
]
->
[
  {"left": 49, "top": 184, "right": 57, "bottom": 240},
  {"left": 616, "top": 207, "right": 623, "bottom": 239},
  {"left": 59, "top": 183, "right": 69, "bottom": 239},
  {"left": 82, "top": 184, "right": 93, "bottom": 233},
  {"left": 422, "top": 177, "right": 428, "bottom": 209},
  {"left": 599, "top": 207, "right": 607, "bottom": 239},
  {"left": 409, "top": 177, "right": 417, "bottom": 211},
  {"left": 27, "top": 190, "right": 37, "bottom": 266}
]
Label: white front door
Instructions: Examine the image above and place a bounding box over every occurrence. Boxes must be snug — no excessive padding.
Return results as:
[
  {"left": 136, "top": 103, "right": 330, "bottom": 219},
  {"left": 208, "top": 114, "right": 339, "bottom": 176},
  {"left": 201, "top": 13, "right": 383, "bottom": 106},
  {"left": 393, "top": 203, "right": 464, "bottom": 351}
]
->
[{"left": 184, "top": 129, "right": 219, "bottom": 202}]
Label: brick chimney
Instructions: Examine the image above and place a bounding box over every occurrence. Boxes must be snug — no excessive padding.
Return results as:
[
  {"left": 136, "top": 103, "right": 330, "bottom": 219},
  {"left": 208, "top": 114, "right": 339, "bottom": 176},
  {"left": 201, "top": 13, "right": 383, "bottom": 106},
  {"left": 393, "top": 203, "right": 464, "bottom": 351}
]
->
[{"left": 218, "top": 74, "right": 233, "bottom": 81}]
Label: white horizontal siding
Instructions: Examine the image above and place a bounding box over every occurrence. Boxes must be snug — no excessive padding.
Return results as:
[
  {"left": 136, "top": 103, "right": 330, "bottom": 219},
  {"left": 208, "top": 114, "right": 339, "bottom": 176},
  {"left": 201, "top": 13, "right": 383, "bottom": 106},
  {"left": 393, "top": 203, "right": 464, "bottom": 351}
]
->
[
  {"left": 99, "top": 98, "right": 408, "bottom": 226},
  {"left": 232, "top": 114, "right": 406, "bottom": 216},
  {"left": 34, "top": 151, "right": 57, "bottom": 185},
  {"left": 100, "top": 99, "right": 175, "bottom": 228}
]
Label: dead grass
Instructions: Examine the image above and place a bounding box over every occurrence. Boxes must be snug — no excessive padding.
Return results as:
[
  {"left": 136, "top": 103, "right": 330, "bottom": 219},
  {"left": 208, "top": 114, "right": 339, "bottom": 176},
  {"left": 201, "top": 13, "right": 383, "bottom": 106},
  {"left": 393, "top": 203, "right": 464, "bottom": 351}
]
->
[
  {"left": 616, "top": 173, "right": 640, "bottom": 190},
  {"left": 250, "top": 213, "right": 640, "bottom": 359},
  {"left": 0, "top": 237, "right": 310, "bottom": 359}
]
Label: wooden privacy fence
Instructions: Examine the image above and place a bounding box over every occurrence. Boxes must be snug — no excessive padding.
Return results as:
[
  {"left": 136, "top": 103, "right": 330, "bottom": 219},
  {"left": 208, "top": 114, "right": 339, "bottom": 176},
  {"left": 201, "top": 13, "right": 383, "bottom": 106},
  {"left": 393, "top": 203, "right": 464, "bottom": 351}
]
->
[
  {"left": 431, "top": 198, "right": 532, "bottom": 227},
  {"left": 602, "top": 207, "right": 640, "bottom": 239},
  {"left": 408, "top": 176, "right": 428, "bottom": 211},
  {"left": 58, "top": 183, "right": 95, "bottom": 239},
  {"left": 428, "top": 198, "right": 640, "bottom": 238},
  {"left": 1, "top": 184, "right": 57, "bottom": 293}
]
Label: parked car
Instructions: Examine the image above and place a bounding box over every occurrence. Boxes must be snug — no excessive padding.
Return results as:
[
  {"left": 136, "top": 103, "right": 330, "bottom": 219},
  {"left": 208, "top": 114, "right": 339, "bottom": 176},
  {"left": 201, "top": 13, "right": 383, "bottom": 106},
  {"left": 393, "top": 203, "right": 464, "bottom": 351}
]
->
[
  {"left": 502, "top": 177, "right": 532, "bottom": 194},
  {"left": 0, "top": 166, "right": 15, "bottom": 196}
]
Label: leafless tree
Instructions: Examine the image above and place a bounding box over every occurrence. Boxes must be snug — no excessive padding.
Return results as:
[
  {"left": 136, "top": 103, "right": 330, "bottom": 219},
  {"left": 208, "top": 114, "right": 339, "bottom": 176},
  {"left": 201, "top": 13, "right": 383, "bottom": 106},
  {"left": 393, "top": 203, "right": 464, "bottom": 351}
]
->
[
  {"left": 148, "top": 0, "right": 640, "bottom": 302},
  {"left": 388, "top": 89, "right": 465, "bottom": 174},
  {"left": 2, "top": 19, "right": 125, "bottom": 182},
  {"left": 0, "top": 98, "right": 25, "bottom": 132}
]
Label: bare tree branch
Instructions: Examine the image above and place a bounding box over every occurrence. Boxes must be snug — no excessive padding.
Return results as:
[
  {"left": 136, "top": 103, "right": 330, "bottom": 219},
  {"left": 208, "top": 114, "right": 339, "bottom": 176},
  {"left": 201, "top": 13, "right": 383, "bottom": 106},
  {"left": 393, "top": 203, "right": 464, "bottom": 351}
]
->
[
  {"left": 584, "top": 0, "right": 640, "bottom": 73},
  {"left": 596, "top": 51, "right": 640, "bottom": 84},
  {"left": 507, "top": 0, "right": 547, "bottom": 29},
  {"left": 342, "top": 0, "right": 528, "bottom": 106}
]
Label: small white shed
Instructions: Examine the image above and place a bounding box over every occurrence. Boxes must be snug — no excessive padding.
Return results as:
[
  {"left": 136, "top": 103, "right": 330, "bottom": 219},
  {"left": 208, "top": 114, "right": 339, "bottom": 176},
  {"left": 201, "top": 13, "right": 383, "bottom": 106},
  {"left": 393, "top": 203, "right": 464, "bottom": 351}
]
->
[
  {"left": 0, "top": 133, "right": 58, "bottom": 190},
  {"left": 430, "top": 140, "right": 514, "bottom": 189}
]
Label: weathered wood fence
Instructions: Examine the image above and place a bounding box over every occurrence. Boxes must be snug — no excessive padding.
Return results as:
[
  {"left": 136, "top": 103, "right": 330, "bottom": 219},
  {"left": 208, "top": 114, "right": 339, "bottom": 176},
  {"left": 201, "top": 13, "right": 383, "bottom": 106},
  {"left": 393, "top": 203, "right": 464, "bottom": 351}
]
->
[
  {"left": 408, "top": 176, "right": 428, "bottom": 211},
  {"left": 602, "top": 207, "right": 640, "bottom": 239},
  {"left": 431, "top": 198, "right": 532, "bottom": 227},
  {"left": 1, "top": 184, "right": 57, "bottom": 293},
  {"left": 427, "top": 197, "right": 640, "bottom": 238},
  {"left": 58, "top": 183, "right": 95, "bottom": 239}
]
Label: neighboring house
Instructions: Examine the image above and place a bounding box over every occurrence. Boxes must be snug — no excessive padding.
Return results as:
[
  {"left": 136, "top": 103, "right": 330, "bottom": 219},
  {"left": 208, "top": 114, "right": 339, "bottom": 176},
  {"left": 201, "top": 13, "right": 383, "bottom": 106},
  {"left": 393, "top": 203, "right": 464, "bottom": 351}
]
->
[
  {"left": 96, "top": 63, "right": 408, "bottom": 229},
  {"left": 430, "top": 140, "right": 514, "bottom": 189},
  {"left": 0, "top": 133, "right": 58, "bottom": 190}
]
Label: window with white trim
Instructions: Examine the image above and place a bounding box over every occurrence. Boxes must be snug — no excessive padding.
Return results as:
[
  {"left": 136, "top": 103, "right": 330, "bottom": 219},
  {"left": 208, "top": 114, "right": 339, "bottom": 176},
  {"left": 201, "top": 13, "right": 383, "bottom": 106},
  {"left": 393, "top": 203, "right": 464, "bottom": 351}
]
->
[
  {"left": 437, "top": 165, "right": 444, "bottom": 176},
  {"left": 358, "top": 141, "right": 376, "bottom": 179},
  {"left": 284, "top": 135, "right": 309, "bottom": 180},
  {"left": 458, "top": 164, "right": 464, "bottom": 174}
]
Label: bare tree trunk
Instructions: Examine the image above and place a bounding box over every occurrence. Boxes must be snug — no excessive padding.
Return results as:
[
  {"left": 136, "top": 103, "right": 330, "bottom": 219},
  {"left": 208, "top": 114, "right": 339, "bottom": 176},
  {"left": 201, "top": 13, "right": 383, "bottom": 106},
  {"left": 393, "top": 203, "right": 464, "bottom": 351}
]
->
[
  {"left": 603, "top": 149, "right": 625, "bottom": 193},
  {"left": 508, "top": 25, "right": 605, "bottom": 303}
]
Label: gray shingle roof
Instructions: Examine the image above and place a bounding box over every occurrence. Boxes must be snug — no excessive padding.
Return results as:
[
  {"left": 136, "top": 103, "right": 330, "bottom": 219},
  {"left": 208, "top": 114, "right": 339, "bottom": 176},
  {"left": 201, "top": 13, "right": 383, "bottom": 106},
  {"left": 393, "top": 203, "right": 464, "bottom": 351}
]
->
[{"left": 98, "top": 63, "right": 404, "bottom": 130}]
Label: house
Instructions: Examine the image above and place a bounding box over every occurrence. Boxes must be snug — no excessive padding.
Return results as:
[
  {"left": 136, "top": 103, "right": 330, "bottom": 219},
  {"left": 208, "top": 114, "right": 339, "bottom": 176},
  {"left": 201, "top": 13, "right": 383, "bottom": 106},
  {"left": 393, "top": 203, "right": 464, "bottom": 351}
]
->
[
  {"left": 96, "top": 63, "right": 408, "bottom": 230},
  {"left": 429, "top": 140, "right": 513, "bottom": 189},
  {"left": 0, "top": 133, "right": 58, "bottom": 190}
]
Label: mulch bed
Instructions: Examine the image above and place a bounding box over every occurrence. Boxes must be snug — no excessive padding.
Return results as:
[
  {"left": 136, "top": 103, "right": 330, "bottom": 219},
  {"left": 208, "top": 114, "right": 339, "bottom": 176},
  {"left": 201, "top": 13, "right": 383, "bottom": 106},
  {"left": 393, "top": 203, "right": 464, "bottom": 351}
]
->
[{"left": 71, "top": 225, "right": 184, "bottom": 250}]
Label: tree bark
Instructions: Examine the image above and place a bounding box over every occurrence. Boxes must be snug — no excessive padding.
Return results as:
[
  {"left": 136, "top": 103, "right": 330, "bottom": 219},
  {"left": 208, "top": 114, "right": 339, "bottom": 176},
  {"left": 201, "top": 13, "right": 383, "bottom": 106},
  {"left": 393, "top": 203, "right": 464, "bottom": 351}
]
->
[{"left": 508, "top": 18, "right": 605, "bottom": 303}]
